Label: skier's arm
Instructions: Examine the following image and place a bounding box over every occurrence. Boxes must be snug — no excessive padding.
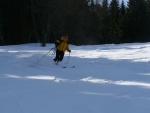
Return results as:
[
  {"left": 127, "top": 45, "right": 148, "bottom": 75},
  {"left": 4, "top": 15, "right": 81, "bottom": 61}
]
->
[
  {"left": 66, "top": 44, "right": 71, "bottom": 52},
  {"left": 55, "top": 40, "right": 60, "bottom": 46},
  {"left": 55, "top": 38, "right": 63, "bottom": 47}
]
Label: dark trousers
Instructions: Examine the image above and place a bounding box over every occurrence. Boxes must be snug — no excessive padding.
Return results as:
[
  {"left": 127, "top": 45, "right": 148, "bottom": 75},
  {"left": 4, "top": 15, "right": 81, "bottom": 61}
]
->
[{"left": 54, "top": 49, "right": 64, "bottom": 62}]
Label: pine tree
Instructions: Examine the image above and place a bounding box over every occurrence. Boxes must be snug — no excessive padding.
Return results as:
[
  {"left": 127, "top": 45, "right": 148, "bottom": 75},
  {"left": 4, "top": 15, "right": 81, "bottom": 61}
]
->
[
  {"left": 119, "top": 0, "right": 127, "bottom": 42},
  {"left": 125, "top": 0, "right": 148, "bottom": 42},
  {"left": 0, "top": 0, "right": 5, "bottom": 45},
  {"left": 109, "top": 0, "right": 120, "bottom": 43},
  {"left": 99, "top": 0, "right": 111, "bottom": 43},
  {"left": 146, "top": 0, "right": 150, "bottom": 41}
]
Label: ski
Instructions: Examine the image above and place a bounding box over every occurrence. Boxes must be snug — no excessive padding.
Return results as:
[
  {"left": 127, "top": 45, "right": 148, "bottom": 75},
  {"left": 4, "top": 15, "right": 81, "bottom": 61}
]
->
[
  {"left": 71, "top": 66, "right": 75, "bottom": 68},
  {"left": 62, "top": 66, "right": 75, "bottom": 68},
  {"left": 54, "top": 60, "right": 75, "bottom": 68}
]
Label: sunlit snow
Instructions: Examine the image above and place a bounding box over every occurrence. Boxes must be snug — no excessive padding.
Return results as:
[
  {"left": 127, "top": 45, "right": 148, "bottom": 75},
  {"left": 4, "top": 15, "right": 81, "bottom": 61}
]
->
[{"left": 0, "top": 42, "right": 150, "bottom": 113}]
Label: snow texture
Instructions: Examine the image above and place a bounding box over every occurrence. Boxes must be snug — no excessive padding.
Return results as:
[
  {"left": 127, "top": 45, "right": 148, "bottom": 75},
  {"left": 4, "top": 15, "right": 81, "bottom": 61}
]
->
[{"left": 0, "top": 43, "right": 150, "bottom": 113}]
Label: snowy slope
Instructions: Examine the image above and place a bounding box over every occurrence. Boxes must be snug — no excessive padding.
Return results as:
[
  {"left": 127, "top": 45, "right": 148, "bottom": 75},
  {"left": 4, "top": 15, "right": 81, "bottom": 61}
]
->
[{"left": 0, "top": 43, "right": 150, "bottom": 113}]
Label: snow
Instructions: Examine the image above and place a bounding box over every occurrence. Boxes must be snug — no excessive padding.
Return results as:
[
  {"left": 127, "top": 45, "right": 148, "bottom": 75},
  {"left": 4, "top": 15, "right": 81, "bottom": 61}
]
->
[{"left": 0, "top": 42, "right": 150, "bottom": 113}]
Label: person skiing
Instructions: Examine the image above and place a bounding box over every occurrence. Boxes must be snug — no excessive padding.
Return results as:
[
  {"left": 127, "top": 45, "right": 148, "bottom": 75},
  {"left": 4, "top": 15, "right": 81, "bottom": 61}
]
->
[{"left": 53, "top": 33, "right": 71, "bottom": 63}]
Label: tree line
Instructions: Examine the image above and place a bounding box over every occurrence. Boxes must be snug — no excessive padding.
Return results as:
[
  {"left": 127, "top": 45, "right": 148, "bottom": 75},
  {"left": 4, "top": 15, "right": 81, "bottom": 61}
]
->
[{"left": 0, "top": 0, "right": 150, "bottom": 46}]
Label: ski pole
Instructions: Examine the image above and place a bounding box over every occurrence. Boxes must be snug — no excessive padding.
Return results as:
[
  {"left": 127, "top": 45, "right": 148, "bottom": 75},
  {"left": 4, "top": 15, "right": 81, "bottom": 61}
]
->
[
  {"left": 67, "top": 52, "right": 70, "bottom": 64},
  {"left": 52, "top": 47, "right": 56, "bottom": 55},
  {"left": 36, "top": 47, "right": 54, "bottom": 63}
]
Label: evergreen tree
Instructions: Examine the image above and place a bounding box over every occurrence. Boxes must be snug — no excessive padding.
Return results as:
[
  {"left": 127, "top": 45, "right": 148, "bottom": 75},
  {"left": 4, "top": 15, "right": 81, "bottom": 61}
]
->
[
  {"left": 99, "top": 0, "right": 111, "bottom": 43},
  {"left": 119, "top": 0, "right": 127, "bottom": 42},
  {"left": 2, "top": 0, "right": 32, "bottom": 45},
  {"left": 146, "top": 0, "right": 150, "bottom": 41},
  {"left": 125, "top": 0, "right": 148, "bottom": 42},
  {"left": 86, "top": 1, "right": 100, "bottom": 44},
  {"left": 1, "top": 0, "right": 150, "bottom": 45},
  {"left": 68, "top": 0, "right": 91, "bottom": 45},
  {"left": 109, "top": 0, "right": 120, "bottom": 43},
  {"left": 0, "top": 0, "right": 5, "bottom": 45}
]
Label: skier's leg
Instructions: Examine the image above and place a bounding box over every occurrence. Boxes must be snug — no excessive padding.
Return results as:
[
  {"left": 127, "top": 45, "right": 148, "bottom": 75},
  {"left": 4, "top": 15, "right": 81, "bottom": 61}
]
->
[
  {"left": 53, "top": 49, "right": 60, "bottom": 62},
  {"left": 59, "top": 51, "right": 65, "bottom": 62}
]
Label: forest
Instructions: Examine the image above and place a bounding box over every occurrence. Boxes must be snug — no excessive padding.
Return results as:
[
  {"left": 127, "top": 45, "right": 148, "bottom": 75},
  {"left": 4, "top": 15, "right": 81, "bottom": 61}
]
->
[{"left": 0, "top": 0, "right": 150, "bottom": 46}]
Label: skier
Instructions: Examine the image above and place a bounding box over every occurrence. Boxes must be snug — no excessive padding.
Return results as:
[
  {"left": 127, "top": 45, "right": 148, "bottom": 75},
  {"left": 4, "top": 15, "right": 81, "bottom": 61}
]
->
[{"left": 53, "top": 33, "right": 71, "bottom": 63}]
